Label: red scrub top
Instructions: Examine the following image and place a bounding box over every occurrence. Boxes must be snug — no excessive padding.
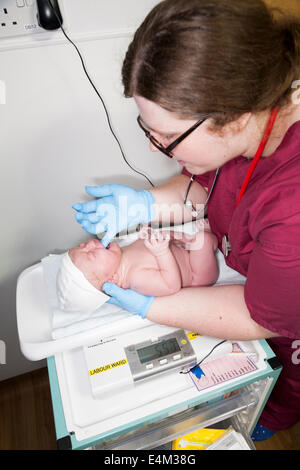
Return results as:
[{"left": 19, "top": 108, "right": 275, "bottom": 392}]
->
[{"left": 183, "top": 121, "right": 300, "bottom": 430}]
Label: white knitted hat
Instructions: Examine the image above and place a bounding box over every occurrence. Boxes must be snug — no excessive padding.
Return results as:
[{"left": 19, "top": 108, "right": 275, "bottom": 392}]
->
[{"left": 56, "top": 252, "right": 109, "bottom": 313}]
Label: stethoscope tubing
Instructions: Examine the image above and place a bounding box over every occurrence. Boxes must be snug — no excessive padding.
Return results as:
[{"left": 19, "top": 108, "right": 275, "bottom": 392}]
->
[{"left": 184, "top": 168, "right": 221, "bottom": 215}]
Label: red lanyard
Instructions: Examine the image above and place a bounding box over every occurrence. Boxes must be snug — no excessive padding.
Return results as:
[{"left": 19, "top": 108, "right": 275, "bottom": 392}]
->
[{"left": 235, "top": 107, "right": 279, "bottom": 208}]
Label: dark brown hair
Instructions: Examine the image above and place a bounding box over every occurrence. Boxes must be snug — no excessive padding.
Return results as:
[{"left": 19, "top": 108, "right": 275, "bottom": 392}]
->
[{"left": 122, "top": 0, "right": 300, "bottom": 128}]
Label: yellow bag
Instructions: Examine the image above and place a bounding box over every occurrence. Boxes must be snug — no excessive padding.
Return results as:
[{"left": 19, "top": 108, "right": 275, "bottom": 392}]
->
[{"left": 172, "top": 428, "right": 226, "bottom": 450}]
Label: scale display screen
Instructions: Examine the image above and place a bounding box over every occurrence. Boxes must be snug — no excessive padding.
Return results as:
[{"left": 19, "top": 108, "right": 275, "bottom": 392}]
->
[{"left": 137, "top": 338, "right": 181, "bottom": 364}]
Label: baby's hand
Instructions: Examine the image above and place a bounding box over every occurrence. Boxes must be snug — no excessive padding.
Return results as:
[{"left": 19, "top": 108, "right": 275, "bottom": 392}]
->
[{"left": 143, "top": 229, "right": 171, "bottom": 256}]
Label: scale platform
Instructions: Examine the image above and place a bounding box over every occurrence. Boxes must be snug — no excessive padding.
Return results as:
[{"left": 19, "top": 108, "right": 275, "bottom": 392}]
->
[{"left": 16, "top": 250, "right": 282, "bottom": 449}]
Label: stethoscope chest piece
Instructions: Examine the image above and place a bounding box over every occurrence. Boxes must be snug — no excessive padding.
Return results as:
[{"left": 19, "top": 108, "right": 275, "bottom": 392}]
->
[
  {"left": 222, "top": 234, "right": 232, "bottom": 257},
  {"left": 185, "top": 200, "right": 199, "bottom": 218}
]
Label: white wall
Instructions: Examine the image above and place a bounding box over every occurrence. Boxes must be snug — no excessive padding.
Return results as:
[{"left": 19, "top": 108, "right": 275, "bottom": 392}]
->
[{"left": 0, "top": 0, "right": 180, "bottom": 381}]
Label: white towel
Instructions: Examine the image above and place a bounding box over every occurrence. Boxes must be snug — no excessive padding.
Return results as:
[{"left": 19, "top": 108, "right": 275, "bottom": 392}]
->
[
  {"left": 56, "top": 252, "right": 109, "bottom": 313},
  {"left": 41, "top": 253, "right": 130, "bottom": 339}
]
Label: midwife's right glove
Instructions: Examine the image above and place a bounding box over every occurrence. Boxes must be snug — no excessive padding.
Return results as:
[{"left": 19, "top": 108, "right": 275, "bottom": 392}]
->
[{"left": 72, "top": 184, "right": 155, "bottom": 247}]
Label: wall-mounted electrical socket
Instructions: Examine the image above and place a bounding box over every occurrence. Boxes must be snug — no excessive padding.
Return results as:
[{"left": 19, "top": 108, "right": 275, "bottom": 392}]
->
[{"left": 0, "top": 0, "right": 56, "bottom": 39}]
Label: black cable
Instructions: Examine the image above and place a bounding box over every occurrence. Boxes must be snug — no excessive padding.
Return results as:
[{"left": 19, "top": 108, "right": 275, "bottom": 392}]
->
[
  {"left": 180, "top": 339, "right": 228, "bottom": 375},
  {"left": 46, "top": 0, "right": 155, "bottom": 187}
]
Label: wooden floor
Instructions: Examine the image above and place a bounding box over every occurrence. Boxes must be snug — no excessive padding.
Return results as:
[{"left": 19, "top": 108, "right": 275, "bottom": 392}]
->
[
  {"left": 0, "top": 368, "right": 57, "bottom": 450},
  {"left": 0, "top": 368, "right": 299, "bottom": 450}
]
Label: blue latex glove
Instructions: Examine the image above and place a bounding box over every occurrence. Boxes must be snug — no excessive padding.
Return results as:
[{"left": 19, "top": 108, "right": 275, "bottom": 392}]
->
[
  {"left": 72, "top": 184, "right": 155, "bottom": 247},
  {"left": 102, "top": 282, "right": 154, "bottom": 319}
]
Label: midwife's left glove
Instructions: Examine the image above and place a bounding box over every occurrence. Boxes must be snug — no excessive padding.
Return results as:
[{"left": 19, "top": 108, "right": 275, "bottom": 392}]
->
[{"left": 102, "top": 283, "right": 154, "bottom": 319}]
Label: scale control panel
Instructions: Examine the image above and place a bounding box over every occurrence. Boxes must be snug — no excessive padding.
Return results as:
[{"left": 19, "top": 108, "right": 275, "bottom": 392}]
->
[
  {"left": 0, "top": 0, "right": 64, "bottom": 40},
  {"left": 84, "top": 328, "right": 208, "bottom": 398},
  {"left": 124, "top": 330, "right": 196, "bottom": 382}
]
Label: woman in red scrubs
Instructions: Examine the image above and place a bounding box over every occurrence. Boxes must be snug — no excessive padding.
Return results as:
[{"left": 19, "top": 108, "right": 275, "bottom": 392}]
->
[{"left": 73, "top": 0, "right": 300, "bottom": 440}]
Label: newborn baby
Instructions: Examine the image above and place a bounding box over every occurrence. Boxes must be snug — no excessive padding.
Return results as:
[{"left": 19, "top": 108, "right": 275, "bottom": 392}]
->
[{"left": 57, "top": 221, "right": 218, "bottom": 312}]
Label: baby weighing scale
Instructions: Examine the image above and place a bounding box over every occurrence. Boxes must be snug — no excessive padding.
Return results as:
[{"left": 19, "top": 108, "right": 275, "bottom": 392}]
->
[
  {"left": 16, "top": 249, "right": 282, "bottom": 449},
  {"left": 83, "top": 328, "right": 242, "bottom": 398}
]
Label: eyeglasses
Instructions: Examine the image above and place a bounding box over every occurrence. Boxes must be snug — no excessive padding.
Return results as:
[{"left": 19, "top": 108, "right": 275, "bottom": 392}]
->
[{"left": 137, "top": 115, "right": 207, "bottom": 158}]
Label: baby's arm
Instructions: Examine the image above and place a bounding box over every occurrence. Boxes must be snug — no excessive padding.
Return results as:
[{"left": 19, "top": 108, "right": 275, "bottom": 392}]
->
[{"left": 131, "top": 230, "right": 182, "bottom": 296}]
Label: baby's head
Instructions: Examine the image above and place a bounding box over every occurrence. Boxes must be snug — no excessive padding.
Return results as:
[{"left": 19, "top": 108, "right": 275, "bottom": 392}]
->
[
  {"left": 69, "top": 239, "right": 122, "bottom": 287},
  {"left": 56, "top": 239, "right": 122, "bottom": 312}
]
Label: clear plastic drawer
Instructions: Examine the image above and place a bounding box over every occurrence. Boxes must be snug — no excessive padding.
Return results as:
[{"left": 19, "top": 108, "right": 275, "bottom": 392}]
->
[{"left": 92, "top": 379, "right": 269, "bottom": 450}]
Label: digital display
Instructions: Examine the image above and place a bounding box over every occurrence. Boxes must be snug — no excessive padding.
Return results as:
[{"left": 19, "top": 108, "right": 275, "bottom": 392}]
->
[{"left": 137, "top": 338, "right": 181, "bottom": 364}]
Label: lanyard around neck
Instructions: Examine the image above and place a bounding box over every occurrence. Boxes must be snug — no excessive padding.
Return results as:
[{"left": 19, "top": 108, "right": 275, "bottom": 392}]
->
[{"left": 235, "top": 107, "right": 279, "bottom": 209}]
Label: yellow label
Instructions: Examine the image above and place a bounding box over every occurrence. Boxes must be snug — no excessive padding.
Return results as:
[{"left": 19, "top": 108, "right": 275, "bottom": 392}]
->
[
  {"left": 187, "top": 332, "right": 203, "bottom": 340},
  {"left": 88, "top": 358, "right": 128, "bottom": 376}
]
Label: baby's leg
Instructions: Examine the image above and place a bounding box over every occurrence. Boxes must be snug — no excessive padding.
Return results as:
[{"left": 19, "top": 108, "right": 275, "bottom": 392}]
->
[{"left": 188, "top": 221, "right": 219, "bottom": 286}]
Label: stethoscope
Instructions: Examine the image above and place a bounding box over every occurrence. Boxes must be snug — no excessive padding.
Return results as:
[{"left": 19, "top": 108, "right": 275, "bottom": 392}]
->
[{"left": 183, "top": 168, "right": 221, "bottom": 218}]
